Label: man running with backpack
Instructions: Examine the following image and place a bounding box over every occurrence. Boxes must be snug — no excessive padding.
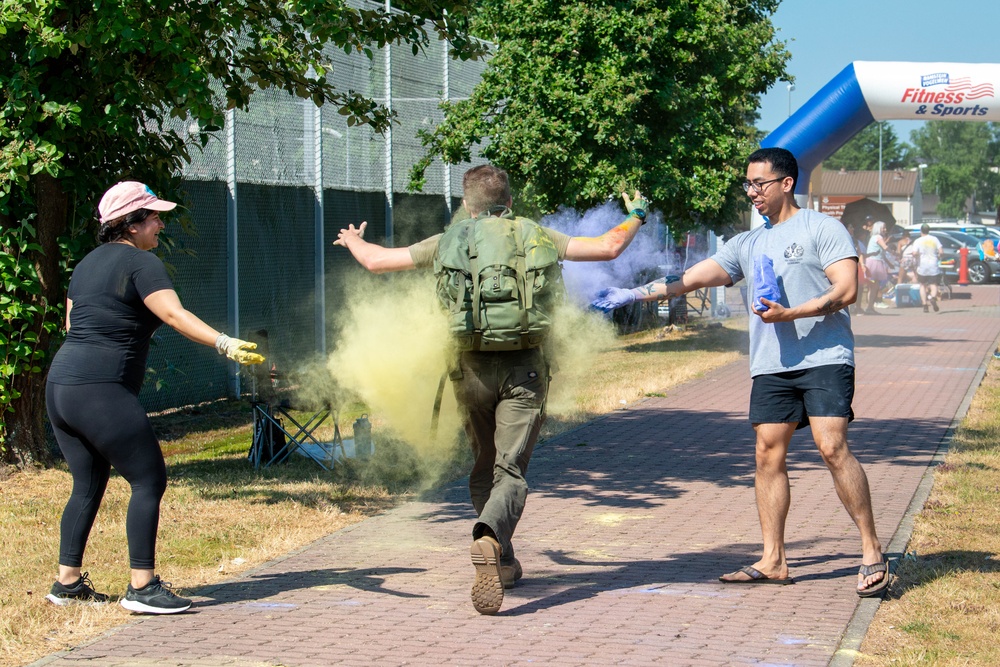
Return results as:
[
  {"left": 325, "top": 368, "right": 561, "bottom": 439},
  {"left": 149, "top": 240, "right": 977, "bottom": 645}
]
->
[{"left": 335, "top": 164, "right": 647, "bottom": 615}]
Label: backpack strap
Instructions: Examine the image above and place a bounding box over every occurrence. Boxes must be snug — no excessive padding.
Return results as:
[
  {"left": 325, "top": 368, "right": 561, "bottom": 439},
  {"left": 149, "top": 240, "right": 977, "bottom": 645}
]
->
[
  {"left": 467, "top": 225, "right": 483, "bottom": 335},
  {"left": 511, "top": 219, "right": 532, "bottom": 349}
]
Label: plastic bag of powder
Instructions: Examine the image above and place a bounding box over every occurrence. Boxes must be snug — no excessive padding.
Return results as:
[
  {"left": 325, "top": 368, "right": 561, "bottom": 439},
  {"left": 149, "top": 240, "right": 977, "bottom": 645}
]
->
[{"left": 752, "top": 254, "right": 781, "bottom": 312}]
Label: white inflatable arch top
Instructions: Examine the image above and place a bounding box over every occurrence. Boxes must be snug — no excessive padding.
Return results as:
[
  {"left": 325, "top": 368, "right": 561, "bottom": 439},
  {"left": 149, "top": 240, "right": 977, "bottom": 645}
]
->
[{"left": 762, "top": 61, "right": 1000, "bottom": 197}]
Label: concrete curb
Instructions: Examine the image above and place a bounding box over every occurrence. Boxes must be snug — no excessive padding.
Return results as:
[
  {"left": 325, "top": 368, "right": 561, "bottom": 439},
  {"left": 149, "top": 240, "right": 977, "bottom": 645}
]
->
[{"left": 829, "top": 348, "right": 994, "bottom": 667}]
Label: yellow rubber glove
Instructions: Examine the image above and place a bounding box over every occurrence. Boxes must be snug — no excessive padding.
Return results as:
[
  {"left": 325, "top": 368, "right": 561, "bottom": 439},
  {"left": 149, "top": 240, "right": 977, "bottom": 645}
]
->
[{"left": 215, "top": 334, "right": 265, "bottom": 365}]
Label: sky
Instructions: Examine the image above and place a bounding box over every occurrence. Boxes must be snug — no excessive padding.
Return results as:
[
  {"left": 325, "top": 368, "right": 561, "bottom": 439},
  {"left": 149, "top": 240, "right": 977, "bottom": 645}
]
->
[{"left": 756, "top": 0, "right": 1000, "bottom": 144}]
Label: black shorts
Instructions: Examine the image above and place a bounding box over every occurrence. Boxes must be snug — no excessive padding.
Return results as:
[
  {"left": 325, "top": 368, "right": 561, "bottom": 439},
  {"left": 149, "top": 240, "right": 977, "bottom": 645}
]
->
[
  {"left": 749, "top": 364, "right": 855, "bottom": 430},
  {"left": 916, "top": 273, "right": 939, "bottom": 285}
]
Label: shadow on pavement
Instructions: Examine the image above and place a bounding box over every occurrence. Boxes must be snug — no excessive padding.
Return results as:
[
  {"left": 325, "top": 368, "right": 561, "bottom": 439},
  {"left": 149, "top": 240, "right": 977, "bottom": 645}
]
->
[
  {"left": 496, "top": 541, "right": 875, "bottom": 616},
  {"left": 192, "top": 566, "right": 430, "bottom": 608},
  {"left": 417, "top": 411, "right": 953, "bottom": 521}
]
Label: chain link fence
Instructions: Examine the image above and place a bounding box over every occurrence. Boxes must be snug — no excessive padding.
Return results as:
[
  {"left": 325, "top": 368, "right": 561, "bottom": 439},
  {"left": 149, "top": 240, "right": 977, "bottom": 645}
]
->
[{"left": 143, "top": 16, "right": 489, "bottom": 413}]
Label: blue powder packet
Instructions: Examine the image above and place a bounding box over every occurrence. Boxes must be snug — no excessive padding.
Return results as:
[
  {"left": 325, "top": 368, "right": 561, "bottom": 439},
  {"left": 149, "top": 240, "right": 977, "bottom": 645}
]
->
[{"left": 752, "top": 254, "right": 780, "bottom": 311}]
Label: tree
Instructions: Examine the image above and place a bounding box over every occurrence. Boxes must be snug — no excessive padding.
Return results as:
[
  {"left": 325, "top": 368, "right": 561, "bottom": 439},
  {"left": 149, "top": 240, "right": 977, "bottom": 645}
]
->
[
  {"left": 409, "top": 0, "right": 790, "bottom": 231},
  {"left": 823, "top": 122, "right": 912, "bottom": 172},
  {"left": 0, "top": 0, "right": 486, "bottom": 468},
  {"left": 909, "top": 121, "right": 1000, "bottom": 218}
]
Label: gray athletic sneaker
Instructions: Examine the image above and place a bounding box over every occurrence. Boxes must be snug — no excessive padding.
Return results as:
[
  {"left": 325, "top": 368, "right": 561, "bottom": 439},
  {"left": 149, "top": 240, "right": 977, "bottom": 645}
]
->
[
  {"left": 120, "top": 576, "right": 191, "bottom": 614},
  {"left": 45, "top": 572, "right": 109, "bottom": 606}
]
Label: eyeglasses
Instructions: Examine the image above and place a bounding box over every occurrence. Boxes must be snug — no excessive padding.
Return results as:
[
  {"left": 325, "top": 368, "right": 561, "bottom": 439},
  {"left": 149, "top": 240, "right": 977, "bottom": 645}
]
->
[{"left": 741, "top": 177, "right": 785, "bottom": 194}]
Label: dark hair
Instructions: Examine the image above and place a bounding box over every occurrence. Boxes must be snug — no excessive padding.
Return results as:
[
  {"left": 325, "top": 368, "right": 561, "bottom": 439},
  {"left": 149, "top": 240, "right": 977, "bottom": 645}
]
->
[
  {"left": 462, "top": 165, "right": 511, "bottom": 215},
  {"left": 920, "top": 223, "right": 931, "bottom": 234},
  {"left": 98, "top": 208, "right": 152, "bottom": 244},
  {"left": 747, "top": 147, "right": 798, "bottom": 190}
]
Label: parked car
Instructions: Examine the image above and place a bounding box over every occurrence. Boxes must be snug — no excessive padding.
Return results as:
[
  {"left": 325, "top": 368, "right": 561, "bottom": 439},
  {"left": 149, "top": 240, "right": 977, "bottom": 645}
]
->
[
  {"left": 888, "top": 229, "right": 998, "bottom": 284},
  {"left": 901, "top": 224, "right": 1000, "bottom": 277},
  {"left": 901, "top": 223, "right": 999, "bottom": 241}
]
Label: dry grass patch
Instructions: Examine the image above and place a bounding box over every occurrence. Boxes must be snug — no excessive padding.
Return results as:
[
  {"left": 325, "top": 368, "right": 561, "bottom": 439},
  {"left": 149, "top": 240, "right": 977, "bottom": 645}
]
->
[
  {"left": 1, "top": 317, "right": 748, "bottom": 667},
  {"left": 543, "top": 319, "right": 748, "bottom": 437},
  {"left": 857, "top": 361, "right": 1000, "bottom": 667},
  {"left": 0, "top": 407, "right": 400, "bottom": 667}
]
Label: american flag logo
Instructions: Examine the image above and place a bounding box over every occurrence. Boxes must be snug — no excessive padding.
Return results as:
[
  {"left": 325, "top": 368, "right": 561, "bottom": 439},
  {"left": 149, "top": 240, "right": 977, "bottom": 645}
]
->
[
  {"left": 921, "top": 73, "right": 995, "bottom": 99},
  {"left": 942, "top": 77, "right": 995, "bottom": 100}
]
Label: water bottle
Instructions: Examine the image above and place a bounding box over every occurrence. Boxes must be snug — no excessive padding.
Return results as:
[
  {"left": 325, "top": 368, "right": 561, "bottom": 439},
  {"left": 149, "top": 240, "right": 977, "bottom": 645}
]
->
[{"left": 353, "top": 414, "right": 372, "bottom": 459}]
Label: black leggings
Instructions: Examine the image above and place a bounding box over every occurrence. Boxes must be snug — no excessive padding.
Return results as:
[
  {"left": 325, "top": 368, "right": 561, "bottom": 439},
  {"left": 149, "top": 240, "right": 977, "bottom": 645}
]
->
[{"left": 46, "top": 382, "right": 167, "bottom": 570}]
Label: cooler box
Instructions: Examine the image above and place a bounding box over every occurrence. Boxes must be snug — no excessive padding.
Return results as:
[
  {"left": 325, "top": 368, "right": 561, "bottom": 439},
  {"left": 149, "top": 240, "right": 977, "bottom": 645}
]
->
[{"left": 895, "top": 284, "right": 922, "bottom": 307}]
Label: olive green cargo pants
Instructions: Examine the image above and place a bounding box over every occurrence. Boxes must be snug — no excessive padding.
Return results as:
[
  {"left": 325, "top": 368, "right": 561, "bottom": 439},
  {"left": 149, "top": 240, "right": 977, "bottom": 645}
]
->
[{"left": 452, "top": 348, "right": 548, "bottom": 564}]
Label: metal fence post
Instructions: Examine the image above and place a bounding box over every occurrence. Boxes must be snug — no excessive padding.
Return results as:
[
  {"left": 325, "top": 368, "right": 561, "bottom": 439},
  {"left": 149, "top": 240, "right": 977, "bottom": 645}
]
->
[
  {"left": 304, "top": 94, "right": 326, "bottom": 356},
  {"left": 384, "top": 0, "right": 394, "bottom": 247},
  {"left": 442, "top": 27, "right": 452, "bottom": 223},
  {"left": 225, "top": 108, "right": 241, "bottom": 397}
]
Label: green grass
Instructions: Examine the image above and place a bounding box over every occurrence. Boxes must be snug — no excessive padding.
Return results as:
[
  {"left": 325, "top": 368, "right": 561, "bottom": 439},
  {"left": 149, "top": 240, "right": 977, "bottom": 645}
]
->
[{"left": 857, "top": 361, "right": 1000, "bottom": 667}]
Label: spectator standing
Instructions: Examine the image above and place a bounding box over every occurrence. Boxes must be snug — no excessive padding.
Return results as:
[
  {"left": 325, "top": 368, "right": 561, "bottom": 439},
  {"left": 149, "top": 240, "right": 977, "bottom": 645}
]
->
[
  {"left": 848, "top": 222, "right": 869, "bottom": 315},
  {"left": 863, "top": 221, "right": 891, "bottom": 314},
  {"left": 46, "top": 182, "right": 264, "bottom": 614},
  {"left": 895, "top": 231, "right": 917, "bottom": 285}
]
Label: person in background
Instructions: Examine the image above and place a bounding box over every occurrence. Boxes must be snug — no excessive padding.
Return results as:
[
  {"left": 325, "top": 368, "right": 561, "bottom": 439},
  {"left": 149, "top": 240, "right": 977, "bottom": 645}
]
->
[
  {"left": 591, "top": 147, "right": 888, "bottom": 597},
  {"left": 46, "top": 181, "right": 264, "bottom": 614},
  {"left": 848, "top": 221, "right": 870, "bottom": 315},
  {"left": 905, "top": 224, "right": 944, "bottom": 313},
  {"left": 862, "top": 221, "right": 891, "bottom": 314},
  {"left": 895, "top": 231, "right": 917, "bottom": 285},
  {"left": 334, "top": 165, "right": 648, "bottom": 615}
]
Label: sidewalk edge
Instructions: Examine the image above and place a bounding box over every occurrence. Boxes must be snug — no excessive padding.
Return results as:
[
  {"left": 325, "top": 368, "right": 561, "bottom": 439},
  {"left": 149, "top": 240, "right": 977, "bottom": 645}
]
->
[{"left": 828, "top": 353, "right": 992, "bottom": 667}]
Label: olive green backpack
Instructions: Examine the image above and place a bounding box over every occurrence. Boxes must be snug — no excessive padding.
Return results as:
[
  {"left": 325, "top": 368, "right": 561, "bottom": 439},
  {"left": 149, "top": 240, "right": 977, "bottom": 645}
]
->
[{"left": 434, "top": 210, "right": 563, "bottom": 351}]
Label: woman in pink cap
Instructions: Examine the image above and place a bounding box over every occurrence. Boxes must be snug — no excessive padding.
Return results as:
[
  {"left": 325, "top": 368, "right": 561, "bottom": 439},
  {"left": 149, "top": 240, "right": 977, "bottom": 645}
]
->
[{"left": 45, "top": 182, "right": 263, "bottom": 614}]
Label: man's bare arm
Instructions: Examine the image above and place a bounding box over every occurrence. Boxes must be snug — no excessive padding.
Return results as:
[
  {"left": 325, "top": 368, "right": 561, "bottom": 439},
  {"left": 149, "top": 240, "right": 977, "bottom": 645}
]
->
[
  {"left": 631, "top": 258, "right": 734, "bottom": 302},
  {"left": 563, "top": 190, "right": 647, "bottom": 262},
  {"left": 592, "top": 258, "right": 734, "bottom": 312},
  {"left": 333, "top": 221, "right": 416, "bottom": 273}
]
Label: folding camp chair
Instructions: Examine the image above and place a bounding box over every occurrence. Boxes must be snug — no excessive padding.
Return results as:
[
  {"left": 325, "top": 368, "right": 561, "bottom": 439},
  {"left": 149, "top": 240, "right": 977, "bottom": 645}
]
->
[
  {"left": 249, "top": 399, "right": 345, "bottom": 470},
  {"left": 685, "top": 287, "right": 732, "bottom": 318},
  {"left": 685, "top": 289, "right": 711, "bottom": 317},
  {"left": 244, "top": 346, "right": 345, "bottom": 470}
]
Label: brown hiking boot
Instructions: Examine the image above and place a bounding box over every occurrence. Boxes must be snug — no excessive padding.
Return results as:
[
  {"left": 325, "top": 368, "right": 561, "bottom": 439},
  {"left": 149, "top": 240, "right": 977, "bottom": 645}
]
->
[
  {"left": 470, "top": 536, "right": 504, "bottom": 615},
  {"left": 500, "top": 558, "right": 522, "bottom": 589}
]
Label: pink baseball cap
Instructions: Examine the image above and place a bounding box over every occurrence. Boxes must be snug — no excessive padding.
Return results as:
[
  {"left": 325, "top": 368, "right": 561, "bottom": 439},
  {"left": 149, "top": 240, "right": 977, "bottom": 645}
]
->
[{"left": 98, "top": 181, "right": 177, "bottom": 224}]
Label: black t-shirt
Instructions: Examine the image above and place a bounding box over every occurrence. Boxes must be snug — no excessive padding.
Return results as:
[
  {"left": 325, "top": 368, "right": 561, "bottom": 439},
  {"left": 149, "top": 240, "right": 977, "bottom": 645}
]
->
[{"left": 47, "top": 243, "right": 175, "bottom": 394}]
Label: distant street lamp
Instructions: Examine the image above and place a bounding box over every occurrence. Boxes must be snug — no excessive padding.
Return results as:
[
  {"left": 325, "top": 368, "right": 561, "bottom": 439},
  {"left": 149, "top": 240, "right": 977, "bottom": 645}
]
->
[
  {"left": 917, "top": 162, "right": 928, "bottom": 223},
  {"left": 787, "top": 83, "right": 795, "bottom": 117}
]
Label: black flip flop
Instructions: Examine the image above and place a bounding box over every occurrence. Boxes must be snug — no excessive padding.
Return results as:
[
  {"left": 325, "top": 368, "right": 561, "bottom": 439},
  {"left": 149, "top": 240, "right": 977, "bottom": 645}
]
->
[
  {"left": 857, "top": 558, "right": 891, "bottom": 598},
  {"left": 719, "top": 565, "right": 794, "bottom": 585}
]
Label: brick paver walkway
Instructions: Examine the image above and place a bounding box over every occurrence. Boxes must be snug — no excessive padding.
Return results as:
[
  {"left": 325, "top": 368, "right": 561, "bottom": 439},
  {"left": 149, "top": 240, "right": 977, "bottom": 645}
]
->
[{"left": 34, "top": 286, "right": 1000, "bottom": 667}]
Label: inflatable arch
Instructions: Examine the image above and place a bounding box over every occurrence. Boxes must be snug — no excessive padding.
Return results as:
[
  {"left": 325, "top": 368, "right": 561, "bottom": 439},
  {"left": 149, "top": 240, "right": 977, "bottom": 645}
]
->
[{"left": 761, "top": 61, "right": 1000, "bottom": 202}]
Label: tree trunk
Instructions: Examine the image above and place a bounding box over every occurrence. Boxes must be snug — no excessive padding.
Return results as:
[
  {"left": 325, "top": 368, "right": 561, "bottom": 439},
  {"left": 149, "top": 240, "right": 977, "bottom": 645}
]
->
[
  {"left": 2, "top": 174, "right": 70, "bottom": 468},
  {"left": 5, "top": 372, "right": 52, "bottom": 467}
]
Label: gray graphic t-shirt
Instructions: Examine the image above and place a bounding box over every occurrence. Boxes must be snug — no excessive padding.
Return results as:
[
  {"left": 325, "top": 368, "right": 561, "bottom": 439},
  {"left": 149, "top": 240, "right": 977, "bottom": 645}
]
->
[{"left": 712, "top": 208, "right": 858, "bottom": 377}]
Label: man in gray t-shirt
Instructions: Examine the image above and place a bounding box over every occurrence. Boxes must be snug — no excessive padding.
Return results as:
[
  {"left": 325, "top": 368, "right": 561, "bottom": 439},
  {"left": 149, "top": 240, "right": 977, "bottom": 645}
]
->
[
  {"left": 712, "top": 206, "right": 856, "bottom": 377},
  {"left": 591, "top": 147, "right": 888, "bottom": 598}
]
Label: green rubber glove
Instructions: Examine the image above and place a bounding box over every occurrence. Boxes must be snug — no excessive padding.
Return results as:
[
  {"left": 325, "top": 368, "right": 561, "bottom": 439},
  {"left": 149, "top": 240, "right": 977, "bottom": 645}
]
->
[{"left": 622, "top": 190, "right": 649, "bottom": 222}]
